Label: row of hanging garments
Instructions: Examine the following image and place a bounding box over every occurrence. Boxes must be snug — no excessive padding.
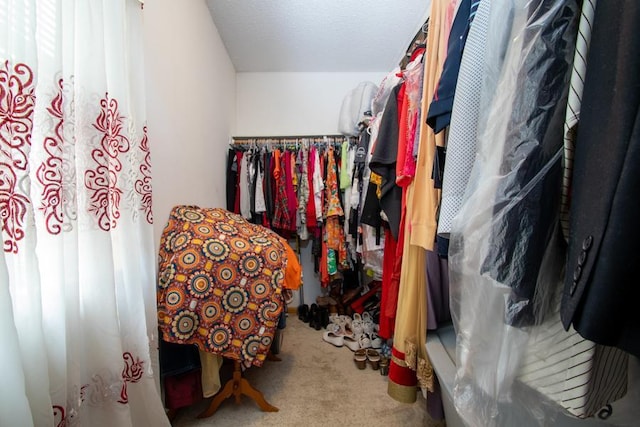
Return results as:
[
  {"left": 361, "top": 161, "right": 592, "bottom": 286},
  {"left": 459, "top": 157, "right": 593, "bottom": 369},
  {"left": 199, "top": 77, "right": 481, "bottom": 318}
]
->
[
  {"left": 360, "top": 0, "right": 639, "bottom": 426},
  {"left": 331, "top": 0, "right": 638, "bottom": 425},
  {"left": 226, "top": 137, "right": 382, "bottom": 289},
  {"left": 223, "top": 1, "right": 638, "bottom": 423}
]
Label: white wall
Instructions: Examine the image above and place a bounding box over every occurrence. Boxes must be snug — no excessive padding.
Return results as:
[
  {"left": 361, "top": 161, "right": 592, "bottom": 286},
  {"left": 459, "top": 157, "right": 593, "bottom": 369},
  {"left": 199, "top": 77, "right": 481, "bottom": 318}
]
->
[
  {"left": 144, "top": 0, "right": 236, "bottom": 248},
  {"left": 236, "top": 72, "right": 386, "bottom": 136},
  {"left": 236, "top": 71, "right": 386, "bottom": 308}
]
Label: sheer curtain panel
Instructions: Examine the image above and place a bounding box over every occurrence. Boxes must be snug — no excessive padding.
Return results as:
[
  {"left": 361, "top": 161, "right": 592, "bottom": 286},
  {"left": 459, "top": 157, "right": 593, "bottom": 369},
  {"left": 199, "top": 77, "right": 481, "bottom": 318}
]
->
[{"left": 0, "top": 0, "right": 169, "bottom": 425}]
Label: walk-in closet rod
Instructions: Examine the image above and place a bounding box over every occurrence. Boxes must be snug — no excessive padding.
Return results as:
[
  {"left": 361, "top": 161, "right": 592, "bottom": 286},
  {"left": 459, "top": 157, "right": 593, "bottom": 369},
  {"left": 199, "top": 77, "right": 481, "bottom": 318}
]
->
[
  {"left": 231, "top": 135, "right": 353, "bottom": 150},
  {"left": 233, "top": 134, "right": 346, "bottom": 141}
]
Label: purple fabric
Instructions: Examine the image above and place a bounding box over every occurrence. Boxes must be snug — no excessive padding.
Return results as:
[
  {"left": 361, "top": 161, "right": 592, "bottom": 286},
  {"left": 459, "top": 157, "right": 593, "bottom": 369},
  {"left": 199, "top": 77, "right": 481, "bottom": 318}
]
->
[
  {"left": 426, "top": 378, "right": 446, "bottom": 421},
  {"left": 426, "top": 250, "right": 451, "bottom": 330},
  {"left": 426, "top": 251, "right": 449, "bottom": 420}
]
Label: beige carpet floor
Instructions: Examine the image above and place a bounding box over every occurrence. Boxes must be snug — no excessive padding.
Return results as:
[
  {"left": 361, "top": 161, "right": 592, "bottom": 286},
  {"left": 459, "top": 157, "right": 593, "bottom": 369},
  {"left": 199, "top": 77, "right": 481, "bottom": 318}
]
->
[{"left": 171, "top": 315, "right": 443, "bottom": 427}]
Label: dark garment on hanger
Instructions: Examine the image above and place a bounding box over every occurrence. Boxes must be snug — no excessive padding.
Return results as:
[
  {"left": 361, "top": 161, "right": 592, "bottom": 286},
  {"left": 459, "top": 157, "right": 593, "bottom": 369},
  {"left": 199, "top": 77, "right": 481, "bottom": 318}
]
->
[
  {"left": 561, "top": 0, "right": 640, "bottom": 357},
  {"left": 436, "top": 234, "right": 449, "bottom": 258},
  {"left": 312, "top": 229, "right": 322, "bottom": 273},
  {"left": 361, "top": 182, "right": 384, "bottom": 245},
  {"left": 348, "top": 206, "right": 358, "bottom": 240},
  {"left": 360, "top": 181, "right": 382, "bottom": 230},
  {"left": 352, "top": 131, "right": 372, "bottom": 233},
  {"left": 358, "top": 129, "right": 382, "bottom": 231},
  {"left": 369, "top": 84, "right": 403, "bottom": 240},
  {"left": 432, "top": 145, "right": 446, "bottom": 189},
  {"left": 480, "top": 0, "right": 579, "bottom": 326},
  {"left": 426, "top": 0, "right": 477, "bottom": 133},
  {"left": 264, "top": 151, "right": 274, "bottom": 226},
  {"left": 249, "top": 150, "right": 259, "bottom": 223},
  {"left": 233, "top": 150, "right": 243, "bottom": 214},
  {"left": 226, "top": 148, "right": 237, "bottom": 212},
  {"left": 353, "top": 130, "right": 370, "bottom": 167}
]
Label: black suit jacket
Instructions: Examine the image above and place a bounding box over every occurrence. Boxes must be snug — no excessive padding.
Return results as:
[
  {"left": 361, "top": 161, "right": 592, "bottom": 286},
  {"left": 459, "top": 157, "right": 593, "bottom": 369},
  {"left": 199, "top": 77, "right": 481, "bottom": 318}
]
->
[
  {"left": 561, "top": 0, "right": 640, "bottom": 357},
  {"left": 481, "top": 0, "right": 578, "bottom": 327}
]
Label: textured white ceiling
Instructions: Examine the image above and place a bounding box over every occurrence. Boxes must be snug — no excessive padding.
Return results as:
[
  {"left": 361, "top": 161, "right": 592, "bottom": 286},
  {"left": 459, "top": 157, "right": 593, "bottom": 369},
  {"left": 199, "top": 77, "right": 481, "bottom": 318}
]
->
[{"left": 205, "top": 0, "right": 431, "bottom": 72}]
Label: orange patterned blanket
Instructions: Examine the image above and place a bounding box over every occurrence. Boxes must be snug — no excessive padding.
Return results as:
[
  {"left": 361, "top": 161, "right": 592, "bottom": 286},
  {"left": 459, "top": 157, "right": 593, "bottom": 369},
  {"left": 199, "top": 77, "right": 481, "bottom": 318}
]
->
[{"left": 157, "top": 206, "right": 287, "bottom": 368}]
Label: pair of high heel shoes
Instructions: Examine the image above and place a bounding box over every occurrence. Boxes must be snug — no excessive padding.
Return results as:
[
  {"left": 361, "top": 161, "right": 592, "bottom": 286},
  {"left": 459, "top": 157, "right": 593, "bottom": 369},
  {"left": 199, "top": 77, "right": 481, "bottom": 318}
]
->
[
  {"left": 354, "top": 348, "right": 381, "bottom": 370},
  {"left": 297, "top": 303, "right": 329, "bottom": 330}
]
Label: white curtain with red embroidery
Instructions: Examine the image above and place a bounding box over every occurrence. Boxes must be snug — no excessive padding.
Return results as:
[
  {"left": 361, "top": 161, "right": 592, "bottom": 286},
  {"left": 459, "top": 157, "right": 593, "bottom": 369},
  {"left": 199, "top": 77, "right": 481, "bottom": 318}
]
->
[{"left": 0, "top": 1, "right": 169, "bottom": 426}]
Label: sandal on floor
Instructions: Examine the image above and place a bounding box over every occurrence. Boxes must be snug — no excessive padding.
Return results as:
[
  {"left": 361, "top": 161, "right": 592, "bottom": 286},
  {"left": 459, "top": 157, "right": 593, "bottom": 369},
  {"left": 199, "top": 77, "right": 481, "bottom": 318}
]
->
[
  {"left": 343, "top": 334, "right": 360, "bottom": 351},
  {"left": 322, "top": 323, "right": 344, "bottom": 347},
  {"left": 362, "top": 311, "right": 373, "bottom": 324},
  {"left": 369, "top": 333, "right": 383, "bottom": 349},
  {"left": 351, "top": 318, "right": 364, "bottom": 336},
  {"left": 362, "top": 311, "right": 377, "bottom": 336},
  {"left": 354, "top": 349, "right": 367, "bottom": 370},
  {"left": 328, "top": 313, "right": 340, "bottom": 325},
  {"left": 358, "top": 334, "right": 372, "bottom": 350},
  {"left": 340, "top": 315, "right": 353, "bottom": 331},
  {"left": 366, "top": 349, "right": 381, "bottom": 370}
]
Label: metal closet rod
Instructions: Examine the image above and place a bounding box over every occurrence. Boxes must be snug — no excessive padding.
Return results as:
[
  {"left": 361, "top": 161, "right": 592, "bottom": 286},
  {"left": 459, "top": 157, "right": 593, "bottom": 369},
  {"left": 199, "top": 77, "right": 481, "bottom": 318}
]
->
[{"left": 232, "top": 134, "right": 348, "bottom": 143}]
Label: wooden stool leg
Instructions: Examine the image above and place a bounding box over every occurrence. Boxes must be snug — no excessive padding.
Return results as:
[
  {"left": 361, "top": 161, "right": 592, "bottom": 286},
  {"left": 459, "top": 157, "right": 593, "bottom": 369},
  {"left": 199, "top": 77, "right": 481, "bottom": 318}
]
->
[
  {"left": 197, "top": 376, "right": 235, "bottom": 418},
  {"left": 238, "top": 376, "right": 278, "bottom": 412},
  {"left": 197, "top": 360, "right": 278, "bottom": 419}
]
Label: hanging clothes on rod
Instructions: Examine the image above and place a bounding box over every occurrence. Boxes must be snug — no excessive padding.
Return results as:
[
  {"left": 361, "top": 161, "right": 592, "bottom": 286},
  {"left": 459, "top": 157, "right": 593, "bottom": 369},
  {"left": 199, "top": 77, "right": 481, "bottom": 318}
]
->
[
  {"left": 226, "top": 133, "right": 362, "bottom": 291},
  {"left": 231, "top": 135, "right": 353, "bottom": 151}
]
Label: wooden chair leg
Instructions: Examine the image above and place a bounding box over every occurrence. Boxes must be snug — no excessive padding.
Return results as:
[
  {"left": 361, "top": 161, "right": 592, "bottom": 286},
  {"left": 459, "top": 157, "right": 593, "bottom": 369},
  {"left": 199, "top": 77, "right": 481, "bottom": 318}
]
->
[{"left": 197, "top": 360, "right": 278, "bottom": 418}]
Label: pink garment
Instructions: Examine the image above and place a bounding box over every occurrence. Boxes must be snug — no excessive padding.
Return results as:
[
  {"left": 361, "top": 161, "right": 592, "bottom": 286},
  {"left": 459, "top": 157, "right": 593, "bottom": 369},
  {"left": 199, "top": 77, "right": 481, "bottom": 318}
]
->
[
  {"left": 402, "top": 109, "right": 419, "bottom": 179},
  {"left": 443, "top": 0, "right": 462, "bottom": 52},
  {"left": 396, "top": 83, "right": 411, "bottom": 187},
  {"left": 401, "top": 52, "right": 425, "bottom": 183},
  {"left": 306, "top": 148, "right": 318, "bottom": 228}
]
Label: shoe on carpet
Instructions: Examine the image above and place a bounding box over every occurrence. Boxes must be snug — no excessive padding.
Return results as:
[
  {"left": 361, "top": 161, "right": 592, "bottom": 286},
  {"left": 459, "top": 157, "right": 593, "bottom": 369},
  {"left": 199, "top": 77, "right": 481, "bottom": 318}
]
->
[
  {"left": 308, "top": 304, "right": 321, "bottom": 329},
  {"left": 322, "top": 323, "right": 345, "bottom": 347},
  {"left": 343, "top": 334, "right": 360, "bottom": 352},
  {"left": 354, "top": 349, "right": 367, "bottom": 370},
  {"left": 343, "top": 333, "right": 371, "bottom": 352},
  {"left": 298, "top": 304, "right": 309, "bottom": 322},
  {"left": 366, "top": 349, "right": 380, "bottom": 370},
  {"left": 379, "top": 356, "right": 389, "bottom": 376}
]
